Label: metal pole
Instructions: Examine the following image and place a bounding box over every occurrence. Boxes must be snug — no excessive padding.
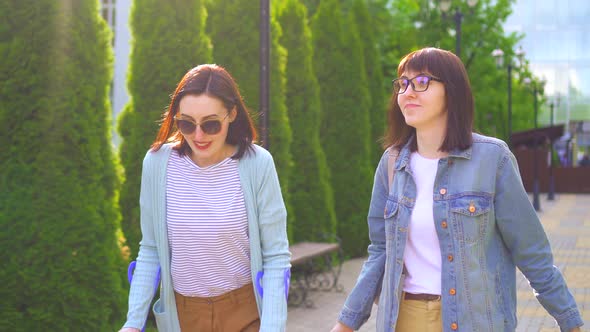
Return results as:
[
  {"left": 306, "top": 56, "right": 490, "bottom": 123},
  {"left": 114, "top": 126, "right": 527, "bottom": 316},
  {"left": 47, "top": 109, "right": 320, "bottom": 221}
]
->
[
  {"left": 507, "top": 64, "right": 512, "bottom": 148},
  {"left": 532, "top": 87, "right": 541, "bottom": 211},
  {"left": 454, "top": 10, "right": 462, "bottom": 58},
  {"left": 547, "top": 101, "right": 555, "bottom": 200},
  {"left": 259, "top": 0, "right": 270, "bottom": 149}
]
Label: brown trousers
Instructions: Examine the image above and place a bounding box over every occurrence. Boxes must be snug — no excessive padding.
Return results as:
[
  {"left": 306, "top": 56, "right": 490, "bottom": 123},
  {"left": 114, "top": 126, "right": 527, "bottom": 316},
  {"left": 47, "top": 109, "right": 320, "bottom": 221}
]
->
[
  {"left": 174, "top": 283, "right": 260, "bottom": 332},
  {"left": 395, "top": 293, "right": 442, "bottom": 332}
]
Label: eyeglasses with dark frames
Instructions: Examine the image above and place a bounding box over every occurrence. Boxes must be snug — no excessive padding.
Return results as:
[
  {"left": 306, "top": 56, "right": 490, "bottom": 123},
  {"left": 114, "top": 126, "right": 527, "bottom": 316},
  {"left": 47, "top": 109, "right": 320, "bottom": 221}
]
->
[
  {"left": 174, "top": 113, "right": 230, "bottom": 135},
  {"left": 392, "top": 74, "right": 443, "bottom": 94}
]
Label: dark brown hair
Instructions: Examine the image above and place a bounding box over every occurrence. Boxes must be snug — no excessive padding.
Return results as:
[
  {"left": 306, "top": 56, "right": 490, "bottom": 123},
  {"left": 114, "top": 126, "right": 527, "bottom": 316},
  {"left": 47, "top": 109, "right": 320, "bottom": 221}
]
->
[
  {"left": 151, "top": 64, "right": 257, "bottom": 159},
  {"left": 383, "top": 47, "right": 473, "bottom": 152}
]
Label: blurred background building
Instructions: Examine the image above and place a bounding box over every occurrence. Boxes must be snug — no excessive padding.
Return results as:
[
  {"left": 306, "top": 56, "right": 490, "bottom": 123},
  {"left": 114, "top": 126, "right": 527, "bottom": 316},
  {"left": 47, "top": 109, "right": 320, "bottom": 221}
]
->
[
  {"left": 504, "top": 0, "right": 590, "bottom": 165},
  {"left": 101, "top": 0, "right": 131, "bottom": 146}
]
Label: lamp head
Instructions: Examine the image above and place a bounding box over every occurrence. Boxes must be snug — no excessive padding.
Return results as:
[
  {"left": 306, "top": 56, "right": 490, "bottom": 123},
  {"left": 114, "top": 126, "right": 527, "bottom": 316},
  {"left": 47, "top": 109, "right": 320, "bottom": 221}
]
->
[
  {"left": 439, "top": 0, "right": 452, "bottom": 12},
  {"left": 523, "top": 77, "right": 532, "bottom": 86},
  {"left": 492, "top": 48, "right": 504, "bottom": 68}
]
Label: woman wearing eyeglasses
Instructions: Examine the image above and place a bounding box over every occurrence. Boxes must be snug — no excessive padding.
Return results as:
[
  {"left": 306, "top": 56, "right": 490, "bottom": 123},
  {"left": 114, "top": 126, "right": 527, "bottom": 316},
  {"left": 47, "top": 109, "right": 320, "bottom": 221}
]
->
[
  {"left": 331, "top": 48, "right": 583, "bottom": 332},
  {"left": 119, "top": 64, "right": 290, "bottom": 332}
]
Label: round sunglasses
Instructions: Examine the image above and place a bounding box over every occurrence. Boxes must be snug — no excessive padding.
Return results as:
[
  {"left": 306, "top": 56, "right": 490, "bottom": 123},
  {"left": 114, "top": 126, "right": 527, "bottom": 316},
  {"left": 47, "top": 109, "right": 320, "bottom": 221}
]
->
[{"left": 174, "top": 113, "right": 230, "bottom": 136}]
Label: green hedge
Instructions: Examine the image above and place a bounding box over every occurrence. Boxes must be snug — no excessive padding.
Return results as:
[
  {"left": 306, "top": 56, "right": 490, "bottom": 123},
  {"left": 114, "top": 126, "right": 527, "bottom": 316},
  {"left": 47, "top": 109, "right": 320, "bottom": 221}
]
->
[
  {"left": 312, "top": 0, "right": 374, "bottom": 257},
  {"left": 277, "top": 0, "right": 337, "bottom": 243},
  {"left": 0, "top": 0, "right": 125, "bottom": 329},
  {"left": 118, "top": 0, "right": 212, "bottom": 258}
]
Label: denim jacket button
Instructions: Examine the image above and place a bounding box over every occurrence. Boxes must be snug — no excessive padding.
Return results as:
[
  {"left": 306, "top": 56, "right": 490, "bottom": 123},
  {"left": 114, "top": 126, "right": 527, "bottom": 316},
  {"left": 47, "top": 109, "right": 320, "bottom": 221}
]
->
[
  {"left": 449, "top": 288, "right": 456, "bottom": 295},
  {"left": 447, "top": 254, "right": 454, "bottom": 262},
  {"left": 439, "top": 188, "right": 447, "bottom": 195},
  {"left": 451, "top": 322, "right": 458, "bottom": 330},
  {"left": 441, "top": 220, "right": 448, "bottom": 228},
  {"left": 469, "top": 203, "right": 476, "bottom": 213}
]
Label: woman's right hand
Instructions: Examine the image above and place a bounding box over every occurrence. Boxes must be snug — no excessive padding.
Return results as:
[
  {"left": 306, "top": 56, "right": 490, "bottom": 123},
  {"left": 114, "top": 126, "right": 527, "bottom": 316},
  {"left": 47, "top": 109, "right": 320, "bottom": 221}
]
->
[
  {"left": 330, "top": 322, "right": 354, "bottom": 332},
  {"left": 118, "top": 328, "right": 141, "bottom": 332}
]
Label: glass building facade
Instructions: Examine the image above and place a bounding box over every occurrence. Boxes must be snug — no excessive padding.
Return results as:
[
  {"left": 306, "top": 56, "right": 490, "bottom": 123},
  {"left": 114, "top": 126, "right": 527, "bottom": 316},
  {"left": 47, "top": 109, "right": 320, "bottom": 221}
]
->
[{"left": 505, "top": 0, "right": 590, "bottom": 127}]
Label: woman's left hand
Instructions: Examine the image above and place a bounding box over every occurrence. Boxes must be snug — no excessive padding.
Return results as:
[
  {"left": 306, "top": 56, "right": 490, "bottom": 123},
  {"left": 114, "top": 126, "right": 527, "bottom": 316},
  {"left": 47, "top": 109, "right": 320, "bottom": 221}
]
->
[{"left": 569, "top": 327, "right": 581, "bottom": 332}]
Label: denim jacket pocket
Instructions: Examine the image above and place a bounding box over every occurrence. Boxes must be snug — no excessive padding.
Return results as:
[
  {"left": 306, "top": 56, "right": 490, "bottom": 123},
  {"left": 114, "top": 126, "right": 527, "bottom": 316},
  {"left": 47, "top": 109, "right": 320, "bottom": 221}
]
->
[{"left": 450, "top": 195, "right": 491, "bottom": 244}]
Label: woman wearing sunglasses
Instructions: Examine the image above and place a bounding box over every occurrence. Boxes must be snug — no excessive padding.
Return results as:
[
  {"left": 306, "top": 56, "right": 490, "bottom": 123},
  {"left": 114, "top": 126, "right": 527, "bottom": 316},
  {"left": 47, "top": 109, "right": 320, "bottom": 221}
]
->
[
  {"left": 119, "top": 64, "right": 290, "bottom": 332},
  {"left": 331, "top": 48, "right": 583, "bottom": 332}
]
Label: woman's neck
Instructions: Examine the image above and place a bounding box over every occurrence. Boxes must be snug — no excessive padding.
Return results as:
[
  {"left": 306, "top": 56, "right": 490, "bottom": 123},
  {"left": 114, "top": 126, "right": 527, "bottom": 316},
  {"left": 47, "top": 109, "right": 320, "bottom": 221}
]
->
[{"left": 415, "top": 126, "right": 448, "bottom": 159}]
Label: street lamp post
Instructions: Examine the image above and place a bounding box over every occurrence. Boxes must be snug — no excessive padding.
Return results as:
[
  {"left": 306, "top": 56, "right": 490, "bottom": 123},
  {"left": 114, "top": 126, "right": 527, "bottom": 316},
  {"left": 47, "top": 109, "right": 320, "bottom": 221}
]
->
[
  {"left": 439, "top": 0, "right": 478, "bottom": 58},
  {"left": 547, "top": 94, "right": 560, "bottom": 200},
  {"left": 492, "top": 46, "right": 525, "bottom": 148},
  {"left": 524, "top": 77, "right": 546, "bottom": 212},
  {"left": 532, "top": 83, "right": 540, "bottom": 211}
]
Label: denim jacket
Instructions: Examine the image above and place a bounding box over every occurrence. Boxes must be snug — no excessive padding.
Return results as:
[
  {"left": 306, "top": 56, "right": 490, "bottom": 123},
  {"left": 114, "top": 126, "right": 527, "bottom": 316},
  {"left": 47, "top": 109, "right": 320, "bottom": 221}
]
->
[{"left": 338, "top": 133, "right": 583, "bottom": 332}]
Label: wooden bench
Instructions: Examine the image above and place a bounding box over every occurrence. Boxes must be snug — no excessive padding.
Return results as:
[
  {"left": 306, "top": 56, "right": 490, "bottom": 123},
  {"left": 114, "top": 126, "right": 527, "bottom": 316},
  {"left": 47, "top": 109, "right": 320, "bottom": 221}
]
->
[{"left": 288, "top": 241, "right": 343, "bottom": 307}]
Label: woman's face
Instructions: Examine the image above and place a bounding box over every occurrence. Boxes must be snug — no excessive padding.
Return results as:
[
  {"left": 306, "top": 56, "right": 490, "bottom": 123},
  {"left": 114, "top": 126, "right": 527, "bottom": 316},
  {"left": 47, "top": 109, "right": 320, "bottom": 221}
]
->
[
  {"left": 396, "top": 70, "right": 447, "bottom": 132},
  {"left": 176, "top": 94, "right": 236, "bottom": 167}
]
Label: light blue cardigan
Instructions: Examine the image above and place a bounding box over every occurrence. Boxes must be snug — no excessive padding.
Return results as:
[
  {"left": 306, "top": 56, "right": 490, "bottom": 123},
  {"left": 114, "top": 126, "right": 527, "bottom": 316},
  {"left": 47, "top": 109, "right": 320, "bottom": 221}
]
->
[{"left": 123, "top": 143, "right": 291, "bottom": 331}]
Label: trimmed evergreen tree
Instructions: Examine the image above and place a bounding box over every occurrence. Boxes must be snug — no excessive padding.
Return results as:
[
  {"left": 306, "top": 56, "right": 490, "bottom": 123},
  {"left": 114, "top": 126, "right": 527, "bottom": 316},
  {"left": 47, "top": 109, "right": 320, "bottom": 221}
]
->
[
  {"left": 277, "top": 0, "right": 337, "bottom": 243},
  {"left": 0, "top": 0, "right": 125, "bottom": 329},
  {"left": 118, "top": 0, "right": 212, "bottom": 258},
  {"left": 301, "top": 0, "right": 321, "bottom": 17},
  {"left": 311, "top": 0, "right": 374, "bottom": 257},
  {"left": 207, "top": 0, "right": 293, "bottom": 229},
  {"left": 351, "top": 0, "right": 388, "bottom": 166}
]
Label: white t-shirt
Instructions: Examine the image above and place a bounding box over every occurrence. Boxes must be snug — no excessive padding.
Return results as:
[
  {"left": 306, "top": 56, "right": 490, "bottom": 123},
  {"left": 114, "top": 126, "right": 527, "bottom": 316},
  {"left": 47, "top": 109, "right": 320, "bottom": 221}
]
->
[{"left": 403, "top": 152, "right": 442, "bottom": 295}]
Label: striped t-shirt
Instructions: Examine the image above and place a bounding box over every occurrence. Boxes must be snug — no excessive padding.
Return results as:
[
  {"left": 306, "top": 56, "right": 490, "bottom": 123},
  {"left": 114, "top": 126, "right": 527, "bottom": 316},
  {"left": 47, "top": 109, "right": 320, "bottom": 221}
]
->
[{"left": 166, "top": 151, "right": 251, "bottom": 297}]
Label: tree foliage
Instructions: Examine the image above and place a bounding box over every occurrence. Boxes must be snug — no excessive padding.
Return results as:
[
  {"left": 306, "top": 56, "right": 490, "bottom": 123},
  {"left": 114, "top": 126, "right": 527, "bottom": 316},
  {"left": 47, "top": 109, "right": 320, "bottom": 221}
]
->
[
  {"left": 277, "top": 0, "right": 337, "bottom": 243},
  {"left": 118, "top": 0, "right": 212, "bottom": 258},
  {"left": 359, "top": 0, "right": 544, "bottom": 142},
  {"left": 311, "top": 0, "right": 374, "bottom": 257},
  {"left": 0, "top": 0, "right": 125, "bottom": 329}
]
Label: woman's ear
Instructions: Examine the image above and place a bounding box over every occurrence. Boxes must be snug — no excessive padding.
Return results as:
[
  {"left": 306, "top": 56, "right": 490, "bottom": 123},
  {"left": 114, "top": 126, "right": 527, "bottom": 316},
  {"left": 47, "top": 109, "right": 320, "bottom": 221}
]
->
[{"left": 229, "top": 107, "right": 238, "bottom": 123}]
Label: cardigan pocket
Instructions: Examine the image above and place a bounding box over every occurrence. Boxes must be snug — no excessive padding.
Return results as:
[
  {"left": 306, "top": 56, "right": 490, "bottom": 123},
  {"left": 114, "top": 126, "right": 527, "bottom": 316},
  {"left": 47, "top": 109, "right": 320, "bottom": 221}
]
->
[{"left": 153, "top": 298, "right": 173, "bottom": 332}]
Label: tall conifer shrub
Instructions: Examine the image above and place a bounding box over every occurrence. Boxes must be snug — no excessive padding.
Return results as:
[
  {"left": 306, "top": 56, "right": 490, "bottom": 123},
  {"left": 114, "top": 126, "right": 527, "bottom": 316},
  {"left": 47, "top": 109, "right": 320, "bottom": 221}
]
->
[
  {"left": 311, "top": 0, "right": 374, "bottom": 257},
  {"left": 118, "top": 0, "right": 212, "bottom": 257},
  {"left": 0, "top": 0, "right": 125, "bottom": 329},
  {"left": 351, "top": 0, "right": 388, "bottom": 166},
  {"left": 277, "top": 0, "right": 337, "bottom": 243}
]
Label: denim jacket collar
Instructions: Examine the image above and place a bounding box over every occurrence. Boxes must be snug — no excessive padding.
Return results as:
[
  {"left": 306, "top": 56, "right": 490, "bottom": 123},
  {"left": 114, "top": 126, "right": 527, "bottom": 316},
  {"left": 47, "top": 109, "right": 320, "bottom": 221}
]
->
[{"left": 395, "top": 135, "right": 472, "bottom": 171}]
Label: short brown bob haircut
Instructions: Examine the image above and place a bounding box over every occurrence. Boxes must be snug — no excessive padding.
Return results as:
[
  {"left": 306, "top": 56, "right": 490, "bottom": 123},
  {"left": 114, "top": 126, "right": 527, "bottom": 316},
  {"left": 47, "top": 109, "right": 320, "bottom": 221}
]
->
[
  {"left": 383, "top": 47, "right": 474, "bottom": 152},
  {"left": 151, "top": 64, "right": 257, "bottom": 159}
]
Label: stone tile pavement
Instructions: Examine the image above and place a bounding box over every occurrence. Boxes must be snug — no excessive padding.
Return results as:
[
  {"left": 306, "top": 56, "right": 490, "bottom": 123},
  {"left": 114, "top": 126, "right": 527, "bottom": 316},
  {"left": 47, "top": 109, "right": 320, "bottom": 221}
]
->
[{"left": 287, "top": 194, "right": 590, "bottom": 331}]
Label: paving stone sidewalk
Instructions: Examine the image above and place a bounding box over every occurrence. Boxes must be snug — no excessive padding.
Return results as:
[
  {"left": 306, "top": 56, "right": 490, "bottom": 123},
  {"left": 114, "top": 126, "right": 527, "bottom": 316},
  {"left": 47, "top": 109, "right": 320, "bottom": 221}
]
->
[{"left": 287, "top": 194, "right": 590, "bottom": 332}]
